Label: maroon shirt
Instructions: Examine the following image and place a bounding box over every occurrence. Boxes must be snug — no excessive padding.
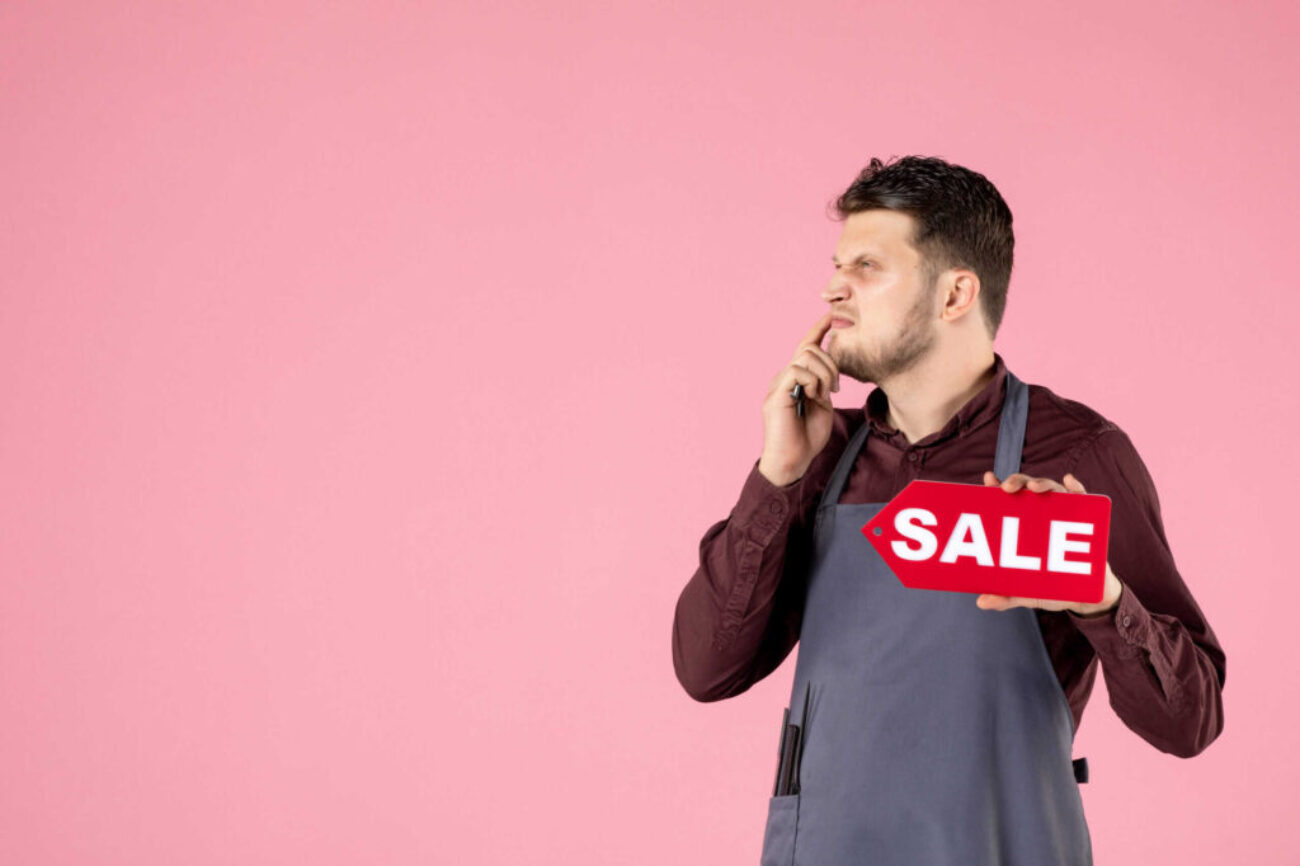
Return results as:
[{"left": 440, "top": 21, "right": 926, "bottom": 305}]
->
[{"left": 672, "top": 352, "right": 1225, "bottom": 757}]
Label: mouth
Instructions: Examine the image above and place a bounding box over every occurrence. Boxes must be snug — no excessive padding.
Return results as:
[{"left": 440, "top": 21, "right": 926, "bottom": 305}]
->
[{"left": 830, "top": 318, "right": 854, "bottom": 329}]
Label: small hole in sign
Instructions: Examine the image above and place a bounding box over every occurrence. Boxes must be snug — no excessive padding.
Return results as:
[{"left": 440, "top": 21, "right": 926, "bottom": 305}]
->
[{"left": 873, "top": 527, "right": 882, "bottom": 536}]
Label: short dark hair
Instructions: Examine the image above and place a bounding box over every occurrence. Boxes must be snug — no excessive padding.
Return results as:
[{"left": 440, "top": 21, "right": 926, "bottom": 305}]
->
[{"left": 829, "top": 155, "right": 1014, "bottom": 339}]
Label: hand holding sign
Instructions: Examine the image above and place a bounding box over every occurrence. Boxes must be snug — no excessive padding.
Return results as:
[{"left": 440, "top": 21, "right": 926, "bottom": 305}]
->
[
  {"left": 861, "top": 472, "right": 1120, "bottom": 611},
  {"left": 974, "top": 471, "right": 1123, "bottom": 617}
]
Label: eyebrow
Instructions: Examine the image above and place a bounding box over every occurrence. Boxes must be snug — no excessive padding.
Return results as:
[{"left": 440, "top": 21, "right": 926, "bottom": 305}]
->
[{"left": 831, "top": 251, "right": 885, "bottom": 265}]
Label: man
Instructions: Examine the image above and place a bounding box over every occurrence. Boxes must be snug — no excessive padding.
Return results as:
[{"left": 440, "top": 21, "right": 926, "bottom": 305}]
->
[{"left": 671, "top": 155, "right": 1225, "bottom": 865}]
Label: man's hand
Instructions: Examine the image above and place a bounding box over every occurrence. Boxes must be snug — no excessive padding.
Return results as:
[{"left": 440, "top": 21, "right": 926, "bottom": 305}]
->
[
  {"left": 757, "top": 312, "right": 840, "bottom": 487},
  {"left": 974, "top": 471, "right": 1123, "bottom": 618}
]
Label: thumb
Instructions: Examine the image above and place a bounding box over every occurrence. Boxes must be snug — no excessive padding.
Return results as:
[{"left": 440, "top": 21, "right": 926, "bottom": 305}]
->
[{"left": 1064, "top": 473, "right": 1087, "bottom": 493}]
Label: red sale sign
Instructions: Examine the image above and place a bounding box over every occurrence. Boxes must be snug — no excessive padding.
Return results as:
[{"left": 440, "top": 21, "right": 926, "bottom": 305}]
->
[{"left": 860, "top": 480, "right": 1112, "bottom": 603}]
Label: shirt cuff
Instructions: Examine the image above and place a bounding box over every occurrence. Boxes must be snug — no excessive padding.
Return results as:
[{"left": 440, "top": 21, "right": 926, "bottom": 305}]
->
[
  {"left": 731, "top": 458, "right": 804, "bottom": 545},
  {"left": 1066, "top": 577, "right": 1153, "bottom": 657}
]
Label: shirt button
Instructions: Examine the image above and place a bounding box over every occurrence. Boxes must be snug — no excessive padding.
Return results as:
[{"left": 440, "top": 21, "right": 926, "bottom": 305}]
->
[
  {"left": 768, "top": 501, "right": 784, "bottom": 516},
  {"left": 907, "top": 452, "right": 919, "bottom": 462},
  {"left": 1121, "top": 614, "right": 1132, "bottom": 628}
]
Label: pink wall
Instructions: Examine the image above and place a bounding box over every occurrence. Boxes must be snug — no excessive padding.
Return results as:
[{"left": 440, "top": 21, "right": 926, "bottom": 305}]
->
[{"left": 2, "top": 1, "right": 1295, "bottom": 863}]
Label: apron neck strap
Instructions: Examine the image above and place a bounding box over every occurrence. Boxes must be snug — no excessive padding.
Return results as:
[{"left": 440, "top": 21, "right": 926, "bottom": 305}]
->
[{"left": 993, "top": 370, "right": 1028, "bottom": 481}]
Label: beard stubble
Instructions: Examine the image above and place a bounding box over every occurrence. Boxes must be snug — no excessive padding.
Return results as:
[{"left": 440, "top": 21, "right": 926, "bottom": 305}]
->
[{"left": 830, "top": 281, "right": 938, "bottom": 385}]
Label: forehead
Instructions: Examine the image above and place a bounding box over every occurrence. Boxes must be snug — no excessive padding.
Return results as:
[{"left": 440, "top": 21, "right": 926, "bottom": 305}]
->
[{"left": 832, "top": 209, "right": 919, "bottom": 263}]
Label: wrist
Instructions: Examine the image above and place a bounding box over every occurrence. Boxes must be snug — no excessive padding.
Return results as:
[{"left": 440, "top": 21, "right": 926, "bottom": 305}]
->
[
  {"left": 757, "top": 456, "right": 806, "bottom": 488},
  {"left": 1075, "top": 571, "right": 1123, "bottom": 618}
]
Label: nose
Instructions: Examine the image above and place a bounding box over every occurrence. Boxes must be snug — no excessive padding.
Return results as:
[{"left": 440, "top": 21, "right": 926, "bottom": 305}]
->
[{"left": 822, "top": 280, "right": 848, "bottom": 305}]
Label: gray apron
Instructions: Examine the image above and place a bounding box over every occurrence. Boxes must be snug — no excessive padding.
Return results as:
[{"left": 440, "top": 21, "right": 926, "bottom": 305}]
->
[{"left": 759, "top": 370, "right": 1092, "bottom": 865}]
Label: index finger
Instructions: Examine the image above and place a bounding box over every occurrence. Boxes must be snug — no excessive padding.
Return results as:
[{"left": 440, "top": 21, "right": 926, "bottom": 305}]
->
[{"left": 798, "top": 312, "right": 835, "bottom": 352}]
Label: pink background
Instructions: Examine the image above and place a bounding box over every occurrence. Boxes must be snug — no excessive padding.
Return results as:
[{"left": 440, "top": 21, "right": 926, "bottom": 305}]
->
[{"left": 2, "top": 2, "right": 1295, "bottom": 863}]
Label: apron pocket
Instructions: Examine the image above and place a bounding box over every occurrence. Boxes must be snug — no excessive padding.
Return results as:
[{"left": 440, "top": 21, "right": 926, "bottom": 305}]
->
[{"left": 759, "top": 793, "right": 799, "bottom": 866}]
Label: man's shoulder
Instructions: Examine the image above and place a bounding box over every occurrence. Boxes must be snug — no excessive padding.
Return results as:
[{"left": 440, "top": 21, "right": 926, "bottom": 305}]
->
[
  {"left": 819, "top": 405, "right": 869, "bottom": 457},
  {"left": 1027, "top": 382, "right": 1121, "bottom": 433},
  {"left": 832, "top": 405, "right": 868, "bottom": 429},
  {"left": 1023, "top": 381, "right": 1128, "bottom": 464}
]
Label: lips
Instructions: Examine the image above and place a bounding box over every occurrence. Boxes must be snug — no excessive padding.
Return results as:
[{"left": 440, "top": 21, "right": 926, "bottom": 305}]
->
[{"left": 830, "top": 318, "right": 854, "bottom": 328}]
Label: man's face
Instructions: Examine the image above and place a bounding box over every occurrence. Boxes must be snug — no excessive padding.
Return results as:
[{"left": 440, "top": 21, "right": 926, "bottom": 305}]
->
[{"left": 823, "top": 209, "right": 940, "bottom": 385}]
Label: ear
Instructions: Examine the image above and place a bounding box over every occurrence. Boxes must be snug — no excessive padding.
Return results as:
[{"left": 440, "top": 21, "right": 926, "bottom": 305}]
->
[{"left": 940, "top": 268, "right": 981, "bottom": 323}]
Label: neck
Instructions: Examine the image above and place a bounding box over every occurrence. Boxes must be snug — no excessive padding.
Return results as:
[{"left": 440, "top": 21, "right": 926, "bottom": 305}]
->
[{"left": 881, "top": 344, "right": 997, "bottom": 445}]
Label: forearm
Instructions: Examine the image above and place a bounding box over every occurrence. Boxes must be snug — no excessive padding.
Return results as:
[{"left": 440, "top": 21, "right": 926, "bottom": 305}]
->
[
  {"left": 1069, "top": 577, "right": 1225, "bottom": 757},
  {"left": 1062, "top": 427, "right": 1227, "bottom": 756},
  {"left": 672, "top": 460, "right": 806, "bottom": 702}
]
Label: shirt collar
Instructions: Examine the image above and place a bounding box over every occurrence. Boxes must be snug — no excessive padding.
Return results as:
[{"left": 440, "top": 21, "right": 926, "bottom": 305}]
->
[{"left": 864, "top": 352, "right": 1008, "bottom": 448}]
